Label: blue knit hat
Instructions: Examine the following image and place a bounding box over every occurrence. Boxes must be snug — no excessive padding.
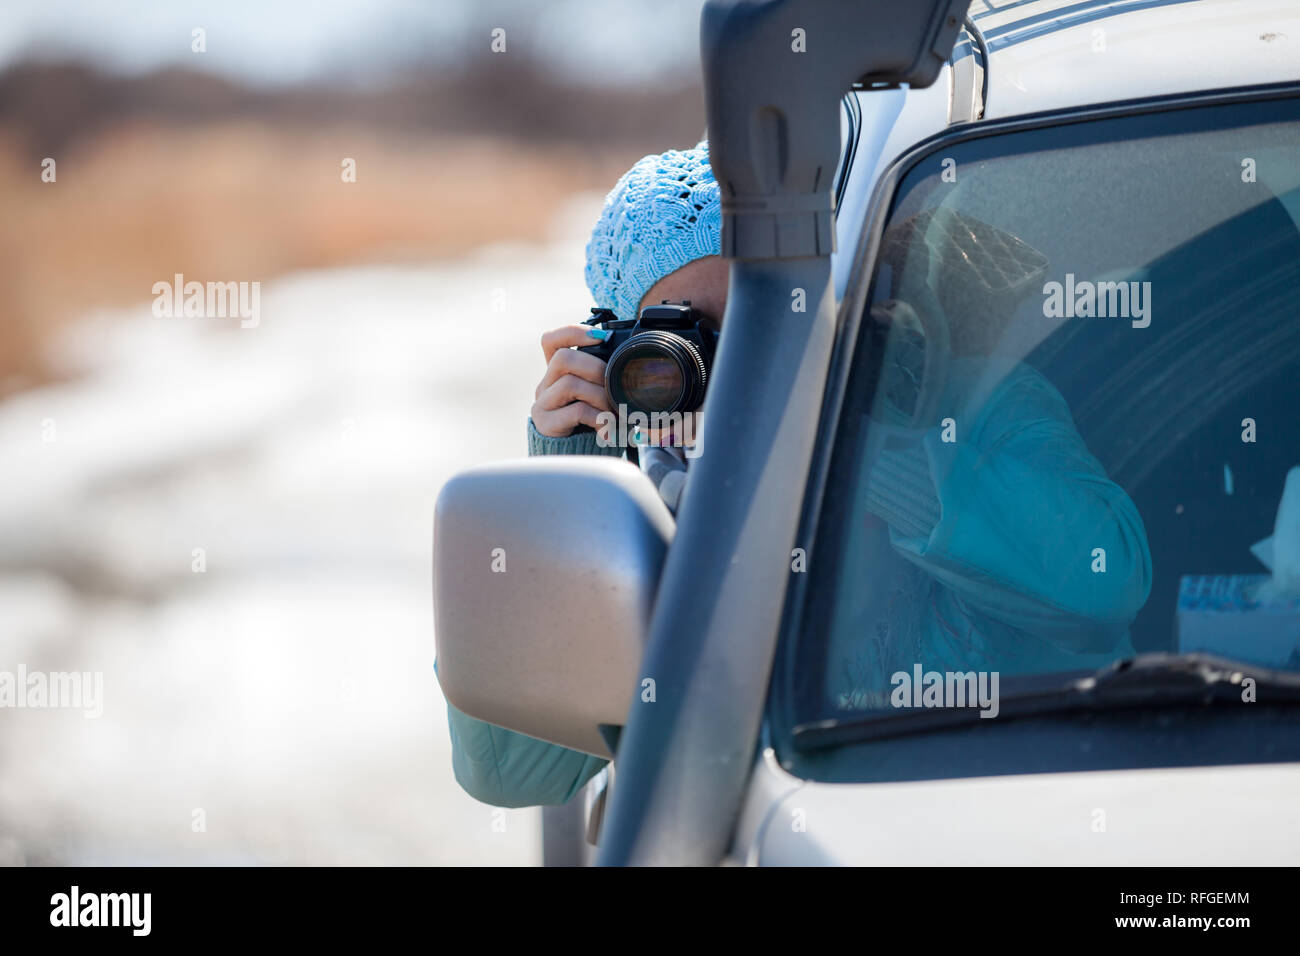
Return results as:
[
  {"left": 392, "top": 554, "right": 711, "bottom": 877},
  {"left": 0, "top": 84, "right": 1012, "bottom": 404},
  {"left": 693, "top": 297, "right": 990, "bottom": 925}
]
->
[{"left": 585, "top": 142, "right": 722, "bottom": 324}]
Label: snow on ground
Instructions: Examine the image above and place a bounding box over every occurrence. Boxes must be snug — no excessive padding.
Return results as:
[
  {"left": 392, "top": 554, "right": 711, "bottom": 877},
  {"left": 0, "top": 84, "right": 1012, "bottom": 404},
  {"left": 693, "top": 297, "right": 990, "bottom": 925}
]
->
[{"left": 0, "top": 194, "right": 606, "bottom": 865}]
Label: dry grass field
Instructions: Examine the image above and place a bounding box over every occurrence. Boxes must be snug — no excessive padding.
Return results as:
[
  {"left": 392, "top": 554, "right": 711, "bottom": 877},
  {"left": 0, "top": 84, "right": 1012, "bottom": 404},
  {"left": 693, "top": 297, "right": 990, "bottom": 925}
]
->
[
  {"left": 0, "top": 123, "right": 638, "bottom": 393},
  {"left": 0, "top": 59, "right": 706, "bottom": 394}
]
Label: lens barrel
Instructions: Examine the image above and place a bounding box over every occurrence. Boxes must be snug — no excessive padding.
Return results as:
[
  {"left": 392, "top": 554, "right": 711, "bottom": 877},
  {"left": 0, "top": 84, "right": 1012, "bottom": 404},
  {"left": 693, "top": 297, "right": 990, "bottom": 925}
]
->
[{"left": 605, "top": 331, "right": 709, "bottom": 416}]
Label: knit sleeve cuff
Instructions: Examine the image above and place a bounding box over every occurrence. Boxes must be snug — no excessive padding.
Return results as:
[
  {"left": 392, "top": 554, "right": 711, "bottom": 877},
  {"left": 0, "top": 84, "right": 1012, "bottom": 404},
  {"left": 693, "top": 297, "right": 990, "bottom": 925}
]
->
[
  {"left": 527, "top": 418, "right": 624, "bottom": 458},
  {"left": 861, "top": 437, "right": 941, "bottom": 541}
]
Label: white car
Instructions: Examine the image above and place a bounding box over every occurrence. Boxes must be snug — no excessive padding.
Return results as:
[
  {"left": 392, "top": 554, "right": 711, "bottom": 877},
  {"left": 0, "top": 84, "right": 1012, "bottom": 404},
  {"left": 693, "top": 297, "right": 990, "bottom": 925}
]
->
[{"left": 435, "top": 0, "right": 1300, "bottom": 867}]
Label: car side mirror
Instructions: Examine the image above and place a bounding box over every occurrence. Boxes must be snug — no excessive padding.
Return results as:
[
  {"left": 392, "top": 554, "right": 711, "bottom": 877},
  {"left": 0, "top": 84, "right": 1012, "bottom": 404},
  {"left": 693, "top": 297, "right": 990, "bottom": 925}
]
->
[{"left": 434, "top": 456, "right": 674, "bottom": 757}]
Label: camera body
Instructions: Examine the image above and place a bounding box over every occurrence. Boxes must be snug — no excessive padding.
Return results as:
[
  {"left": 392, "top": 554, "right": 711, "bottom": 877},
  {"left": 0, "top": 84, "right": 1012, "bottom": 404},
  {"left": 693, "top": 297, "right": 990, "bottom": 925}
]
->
[{"left": 578, "top": 301, "right": 719, "bottom": 417}]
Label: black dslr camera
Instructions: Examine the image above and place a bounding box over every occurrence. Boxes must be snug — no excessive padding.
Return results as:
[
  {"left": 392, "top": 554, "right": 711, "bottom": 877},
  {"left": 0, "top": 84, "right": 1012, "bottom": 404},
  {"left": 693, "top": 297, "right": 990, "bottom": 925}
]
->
[{"left": 578, "top": 301, "right": 719, "bottom": 416}]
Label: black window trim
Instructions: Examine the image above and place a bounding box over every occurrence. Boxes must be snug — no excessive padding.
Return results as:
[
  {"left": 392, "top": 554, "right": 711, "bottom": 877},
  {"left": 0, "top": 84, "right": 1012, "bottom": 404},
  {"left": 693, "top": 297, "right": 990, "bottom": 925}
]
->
[
  {"left": 764, "top": 78, "right": 1300, "bottom": 777},
  {"left": 834, "top": 91, "right": 864, "bottom": 214}
]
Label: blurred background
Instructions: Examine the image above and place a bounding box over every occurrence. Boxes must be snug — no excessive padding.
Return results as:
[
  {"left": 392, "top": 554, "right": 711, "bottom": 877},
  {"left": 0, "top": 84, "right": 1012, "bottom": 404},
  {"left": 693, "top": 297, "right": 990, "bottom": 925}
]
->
[{"left": 0, "top": 0, "right": 707, "bottom": 864}]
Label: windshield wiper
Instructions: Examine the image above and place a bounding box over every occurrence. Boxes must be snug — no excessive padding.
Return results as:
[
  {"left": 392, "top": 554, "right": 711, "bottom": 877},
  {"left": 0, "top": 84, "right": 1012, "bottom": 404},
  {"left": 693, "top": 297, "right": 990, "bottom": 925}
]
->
[{"left": 791, "top": 652, "right": 1300, "bottom": 751}]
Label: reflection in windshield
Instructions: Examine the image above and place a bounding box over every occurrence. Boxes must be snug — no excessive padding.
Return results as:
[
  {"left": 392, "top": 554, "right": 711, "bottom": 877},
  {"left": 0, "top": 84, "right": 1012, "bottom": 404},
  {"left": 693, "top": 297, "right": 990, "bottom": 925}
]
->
[
  {"left": 830, "top": 209, "right": 1152, "bottom": 709},
  {"left": 814, "top": 105, "right": 1300, "bottom": 718}
]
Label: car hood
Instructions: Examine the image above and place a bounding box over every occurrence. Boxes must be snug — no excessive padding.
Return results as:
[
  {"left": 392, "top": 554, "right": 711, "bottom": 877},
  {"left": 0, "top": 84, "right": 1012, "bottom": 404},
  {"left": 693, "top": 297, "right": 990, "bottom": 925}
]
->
[{"left": 740, "top": 755, "right": 1300, "bottom": 864}]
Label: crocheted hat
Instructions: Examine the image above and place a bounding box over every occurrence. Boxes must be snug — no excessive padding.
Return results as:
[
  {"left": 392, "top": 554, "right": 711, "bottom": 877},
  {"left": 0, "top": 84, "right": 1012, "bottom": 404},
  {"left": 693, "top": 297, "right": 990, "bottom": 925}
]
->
[{"left": 585, "top": 142, "right": 722, "bottom": 323}]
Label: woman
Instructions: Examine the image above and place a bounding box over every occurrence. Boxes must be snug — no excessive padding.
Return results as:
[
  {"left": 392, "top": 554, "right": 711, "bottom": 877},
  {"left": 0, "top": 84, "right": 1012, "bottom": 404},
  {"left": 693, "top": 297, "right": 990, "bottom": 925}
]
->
[
  {"left": 439, "top": 142, "right": 1151, "bottom": 807},
  {"left": 441, "top": 145, "right": 723, "bottom": 808}
]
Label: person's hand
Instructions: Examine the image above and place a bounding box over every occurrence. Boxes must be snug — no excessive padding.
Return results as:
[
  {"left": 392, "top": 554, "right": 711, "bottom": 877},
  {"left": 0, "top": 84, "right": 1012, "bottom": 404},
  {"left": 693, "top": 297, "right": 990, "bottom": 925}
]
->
[{"left": 530, "top": 325, "right": 614, "bottom": 439}]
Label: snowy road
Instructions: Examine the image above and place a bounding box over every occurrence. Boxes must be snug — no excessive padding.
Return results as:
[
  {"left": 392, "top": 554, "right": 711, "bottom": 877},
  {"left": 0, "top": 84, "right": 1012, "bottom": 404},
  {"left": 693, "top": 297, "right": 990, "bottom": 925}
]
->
[{"left": 0, "top": 200, "right": 603, "bottom": 865}]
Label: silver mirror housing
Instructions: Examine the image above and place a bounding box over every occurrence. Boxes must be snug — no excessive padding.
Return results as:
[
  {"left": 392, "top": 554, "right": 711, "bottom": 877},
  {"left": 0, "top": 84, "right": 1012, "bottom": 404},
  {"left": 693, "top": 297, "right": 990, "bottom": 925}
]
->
[{"left": 434, "top": 456, "right": 674, "bottom": 757}]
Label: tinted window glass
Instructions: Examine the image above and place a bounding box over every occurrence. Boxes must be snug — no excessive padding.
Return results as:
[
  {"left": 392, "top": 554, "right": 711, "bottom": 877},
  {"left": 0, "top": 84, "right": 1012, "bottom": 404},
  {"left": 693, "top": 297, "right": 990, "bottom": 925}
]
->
[{"left": 795, "top": 96, "right": 1300, "bottom": 722}]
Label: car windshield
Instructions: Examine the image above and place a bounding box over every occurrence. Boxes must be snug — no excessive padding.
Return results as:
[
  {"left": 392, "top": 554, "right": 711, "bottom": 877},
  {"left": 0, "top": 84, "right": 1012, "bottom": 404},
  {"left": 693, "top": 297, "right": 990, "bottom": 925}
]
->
[{"left": 792, "top": 93, "right": 1300, "bottom": 725}]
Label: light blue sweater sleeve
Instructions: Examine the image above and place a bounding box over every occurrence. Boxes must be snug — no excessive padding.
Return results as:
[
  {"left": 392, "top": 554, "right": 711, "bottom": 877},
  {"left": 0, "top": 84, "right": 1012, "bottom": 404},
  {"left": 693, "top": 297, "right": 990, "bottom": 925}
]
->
[
  {"left": 864, "top": 363, "right": 1152, "bottom": 658},
  {"left": 438, "top": 419, "right": 621, "bottom": 807}
]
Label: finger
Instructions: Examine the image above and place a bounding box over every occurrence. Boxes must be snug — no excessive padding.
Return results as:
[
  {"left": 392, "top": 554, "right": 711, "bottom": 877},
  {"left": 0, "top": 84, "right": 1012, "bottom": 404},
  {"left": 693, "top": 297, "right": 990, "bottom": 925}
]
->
[
  {"left": 535, "top": 347, "right": 608, "bottom": 398},
  {"left": 531, "top": 400, "right": 604, "bottom": 438},
  {"left": 559, "top": 401, "right": 605, "bottom": 433},
  {"left": 541, "top": 325, "right": 610, "bottom": 364},
  {"left": 536, "top": 373, "right": 610, "bottom": 413}
]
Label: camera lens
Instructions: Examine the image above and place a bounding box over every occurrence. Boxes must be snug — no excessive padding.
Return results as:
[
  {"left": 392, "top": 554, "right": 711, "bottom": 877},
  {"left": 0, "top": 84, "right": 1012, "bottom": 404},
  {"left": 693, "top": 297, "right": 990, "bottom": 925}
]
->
[
  {"left": 620, "top": 355, "right": 683, "bottom": 409},
  {"left": 606, "top": 331, "right": 708, "bottom": 415}
]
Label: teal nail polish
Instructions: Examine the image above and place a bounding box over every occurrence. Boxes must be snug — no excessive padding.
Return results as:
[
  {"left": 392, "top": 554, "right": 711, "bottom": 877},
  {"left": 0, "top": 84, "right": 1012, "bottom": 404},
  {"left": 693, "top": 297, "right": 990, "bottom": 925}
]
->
[
  {"left": 587, "top": 327, "right": 612, "bottom": 341},
  {"left": 633, "top": 428, "right": 643, "bottom": 443}
]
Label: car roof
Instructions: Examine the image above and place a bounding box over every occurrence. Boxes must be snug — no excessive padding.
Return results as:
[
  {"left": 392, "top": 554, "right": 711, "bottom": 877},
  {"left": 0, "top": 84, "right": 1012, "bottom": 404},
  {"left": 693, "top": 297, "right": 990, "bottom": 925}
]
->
[
  {"left": 970, "top": 0, "right": 1300, "bottom": 119},
  {"left": 832, "top": 0, "right": 1300, "bottom": 298}
]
